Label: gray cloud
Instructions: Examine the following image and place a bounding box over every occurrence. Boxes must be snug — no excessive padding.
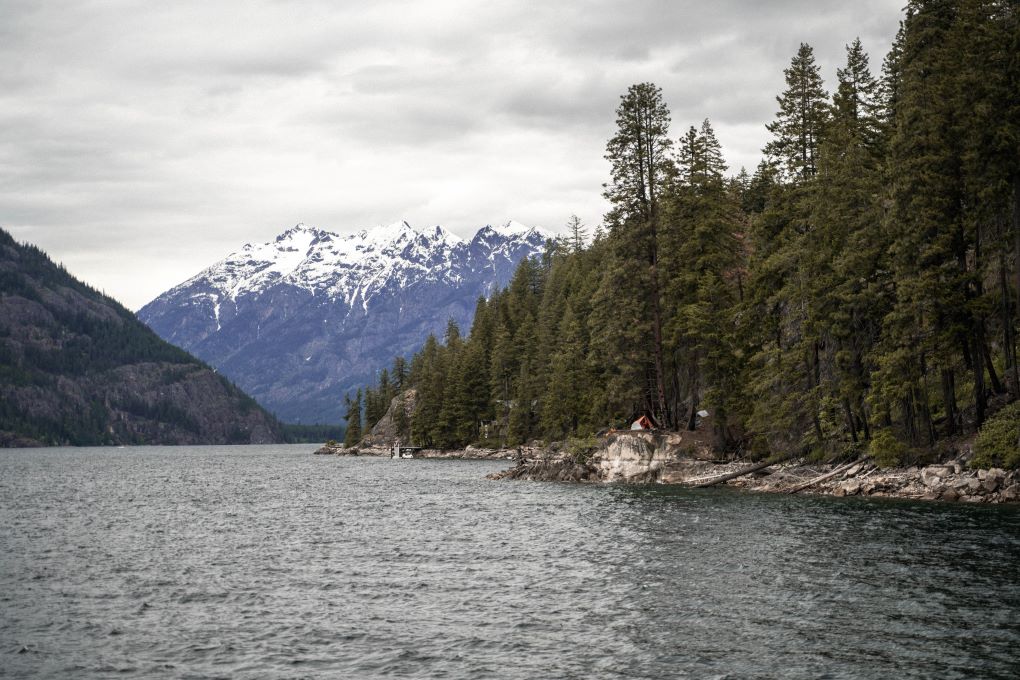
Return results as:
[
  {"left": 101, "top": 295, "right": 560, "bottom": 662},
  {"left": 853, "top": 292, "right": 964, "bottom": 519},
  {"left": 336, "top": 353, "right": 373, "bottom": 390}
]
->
[{"left": 0, "top": 0, "right": 904, "bottom": 309}]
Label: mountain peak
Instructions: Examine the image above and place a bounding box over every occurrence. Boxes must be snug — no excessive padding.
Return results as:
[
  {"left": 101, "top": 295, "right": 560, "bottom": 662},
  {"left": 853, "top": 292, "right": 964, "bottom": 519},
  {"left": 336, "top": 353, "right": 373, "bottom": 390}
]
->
[
  {"left": 140, "top": 217, "right": 552, "bottom": 422},
  {"left": 276, "top": 222, "right": 324, "bottom": 241},
  {"left": 474, "top": 220, "right": 553, "bottom": 242},
  {"left": 495, "top": 219, "right": 531, "bottom": 236},
  {"left": 368, "top": 219, "right": 418, "bottom": 243},
  {"left": 430, "top": 224, "right": 462, "bottom": 244}
]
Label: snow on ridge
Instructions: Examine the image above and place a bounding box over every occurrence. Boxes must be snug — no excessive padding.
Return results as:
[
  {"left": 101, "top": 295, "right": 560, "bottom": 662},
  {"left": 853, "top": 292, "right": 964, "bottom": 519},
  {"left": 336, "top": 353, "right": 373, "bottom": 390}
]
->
[
  {"left": 152, "top": 218, "right": 548, "bottom": 311},
  {"left": 477, "top": 219, "right": 554, "bottom": 241},
  {"left": 492, "top": 219, "right": 532, "bottom": 237}
]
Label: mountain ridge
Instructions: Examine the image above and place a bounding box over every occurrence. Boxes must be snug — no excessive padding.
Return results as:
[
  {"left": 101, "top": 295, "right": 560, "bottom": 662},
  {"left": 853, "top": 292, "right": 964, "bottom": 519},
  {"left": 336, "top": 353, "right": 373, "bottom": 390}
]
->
[
  {"left": 0, "top": 228, "right": 284, "bottom": 446},
  {"left": 139, "top": 219, "right": 552, "bottom": 423}
]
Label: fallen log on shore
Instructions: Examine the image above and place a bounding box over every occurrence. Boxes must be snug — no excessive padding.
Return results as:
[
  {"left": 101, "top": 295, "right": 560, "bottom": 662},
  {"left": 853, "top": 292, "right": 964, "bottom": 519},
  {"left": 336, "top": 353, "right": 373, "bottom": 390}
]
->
[
  {"left": 686, "top": 452, "right": 798, "bottom": 488},
  {"left": 786, "top": 455, "right": 871, "bottom": 494}
]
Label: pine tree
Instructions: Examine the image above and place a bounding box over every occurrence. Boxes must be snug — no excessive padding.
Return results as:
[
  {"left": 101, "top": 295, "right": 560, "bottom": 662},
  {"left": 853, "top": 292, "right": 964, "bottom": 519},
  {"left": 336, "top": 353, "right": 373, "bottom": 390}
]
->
[
  {"left": 807, "top": 39, "right": 889, "bottom": 446},
  {"left": 540, "top": 304, "right": 590, "bottom": 438},
  {"left": 665, "top": 118, "right": 744, "bottom": 437},
  {"left": 389, "top": 6, "right": 1018, "bottom": 464},
  {"left": 507, "top": 313, "right": 539, "bottom": 445},
  {"left": 746, "top": 44, "right": 831, "bottom": 454},
  {"left": 565, "top": 214, "right": 587, "bottom": 252},
  {"left": 393, "top": 391, "right": 410, "bottom": 439},
  {"left": 834, "top": 38, "right": 883, "bottom": 152},
  {"left": 602, "top": 82, "right": 674, "bottom": 425},
  {"left": 392, "top": 356, "right": 408, "bottom": 391},
  {"left": 874, "top": 0, "right": 978, "bottom": 445},
  {"left": 765, "top": 43, "right": 829, "bottom": 181},
  {"left": 410, "top": 334, "right": 443, "bottom": 447},
  {"left": 343, "top": 389, "right": 362, "bottom": 447}
]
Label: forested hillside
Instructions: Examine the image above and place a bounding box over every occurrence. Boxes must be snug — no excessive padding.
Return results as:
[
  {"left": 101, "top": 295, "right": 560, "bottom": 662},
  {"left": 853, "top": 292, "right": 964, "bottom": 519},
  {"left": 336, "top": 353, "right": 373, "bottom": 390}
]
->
[
  {"left": 0, "top": 229, "right": 284, "bottom": 446},
  {"left": 357, "top": 0, "right": 1020, "bottom": 467}
]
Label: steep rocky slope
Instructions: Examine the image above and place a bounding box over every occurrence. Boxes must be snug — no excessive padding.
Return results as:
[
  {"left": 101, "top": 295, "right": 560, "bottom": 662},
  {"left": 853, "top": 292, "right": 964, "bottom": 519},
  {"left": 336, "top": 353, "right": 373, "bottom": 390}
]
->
[{"left": 0, "top": 229, "right": 282, "bottom": 446}]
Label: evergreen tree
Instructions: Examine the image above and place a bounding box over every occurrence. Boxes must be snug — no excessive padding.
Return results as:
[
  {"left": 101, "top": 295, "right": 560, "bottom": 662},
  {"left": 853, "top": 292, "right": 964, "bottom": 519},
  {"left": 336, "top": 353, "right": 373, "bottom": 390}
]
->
[
  {"left": 389, "top": 5, "right": 1019, "bottom": 468},
  {"left": 765, "top": 43, "right": 829, "bottom": 181},
  {"left": 834, "top": 38, "right": 883, "bottom": 152},
  {"left": 393, "top": 391, "right": 411, "bottom": 439},
  {"left": 665, "top": 118, "right": 745, "bottom": 437},
  {"left": 745, "top": 43, "right": 831, "bottom": 454},
  {"left": 343, "top": 389, "right": 363, "bottom": 447},
  {"left": 392, "top": 356, "right": 408, "bottom": 391},
  {"left": 601, "top": 82, "right": 675, "bottom": 425},
  {"left": 565, "top": 214, "right": 587, "bottom": 252},
  {"left": 410, "top": 334, "right": 443, "bottom": 446},
  {"left": 876, "top": 0, "right": 976, "bottom": 443},
  {"left": 806, "top": 39, "right": 889, "bottom": 447}
]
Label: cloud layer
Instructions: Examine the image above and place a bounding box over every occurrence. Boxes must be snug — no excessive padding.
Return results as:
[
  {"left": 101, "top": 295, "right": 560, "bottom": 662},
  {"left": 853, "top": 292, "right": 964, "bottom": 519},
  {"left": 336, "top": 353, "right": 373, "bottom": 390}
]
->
[{"left": 0, "top": 0, "right": 904, "bottom": 309}]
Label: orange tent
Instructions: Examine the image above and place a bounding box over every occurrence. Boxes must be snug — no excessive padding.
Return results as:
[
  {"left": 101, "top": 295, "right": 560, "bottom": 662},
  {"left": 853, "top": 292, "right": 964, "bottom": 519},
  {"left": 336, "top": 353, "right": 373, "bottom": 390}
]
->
[{"left": 630, "top": 415, "right": 654, "bottom": 430}]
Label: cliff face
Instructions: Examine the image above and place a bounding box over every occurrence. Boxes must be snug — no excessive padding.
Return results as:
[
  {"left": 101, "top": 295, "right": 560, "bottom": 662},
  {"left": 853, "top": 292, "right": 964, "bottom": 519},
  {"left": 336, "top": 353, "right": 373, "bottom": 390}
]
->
[
  {"left": 361, "top": 389, "right": 416, "bottom": 447},
  {"left": 0, "top": 229, "right": 283, "bottom": 447}
]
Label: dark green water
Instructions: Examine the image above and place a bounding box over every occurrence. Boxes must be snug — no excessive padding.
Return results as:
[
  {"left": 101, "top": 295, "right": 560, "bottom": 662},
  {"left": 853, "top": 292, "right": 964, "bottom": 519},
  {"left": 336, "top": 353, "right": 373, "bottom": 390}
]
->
[{"left": 1, "top": 445, "right": 1018, "bottom": 678}]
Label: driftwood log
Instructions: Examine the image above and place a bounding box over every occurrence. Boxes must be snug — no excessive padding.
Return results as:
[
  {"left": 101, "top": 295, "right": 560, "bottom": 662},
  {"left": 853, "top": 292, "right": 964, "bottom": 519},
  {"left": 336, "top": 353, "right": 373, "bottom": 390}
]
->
[
  {"left": 687, "top": 452, "right": 798, "bottom": 488},
  {"left": 786, "top": 455, "right": 871, "bottom": 494}
]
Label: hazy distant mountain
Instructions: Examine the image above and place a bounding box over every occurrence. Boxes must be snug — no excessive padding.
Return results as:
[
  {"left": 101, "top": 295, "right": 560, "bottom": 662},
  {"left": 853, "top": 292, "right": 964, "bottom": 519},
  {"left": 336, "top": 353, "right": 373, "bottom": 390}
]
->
[
  {"left": 0, "top": 228, "right": 283, "bottom": 447},
  {"left": 138, "top": 220, "right": 551, "bottom": 423}
]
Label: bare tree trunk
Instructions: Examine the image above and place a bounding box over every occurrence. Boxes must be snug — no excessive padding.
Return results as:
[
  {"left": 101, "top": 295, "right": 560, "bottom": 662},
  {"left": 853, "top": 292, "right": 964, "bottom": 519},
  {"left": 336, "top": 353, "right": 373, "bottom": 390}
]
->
[
  {"left": 688, "top": 452, "right": 798, "bottom": 488},
  {"left": 841, "top": 398, "right": 858, "bottom": 443},
  {"left": 1014, "top": 175, "right": 1020, "bottom": 348},
  {"left": 686, "top": 354, "right": 699, "bottom": 431},
  {"left": 903, "top": 394, "right": 917, "bottom": 445},
  {"left": 982, "top": 332, "right": 1005, "bottom": 395},
  {"left": 941, "top": 368, "right": 957, "bottom": 436},
  {"left": 859, "top": 395, "right": 872, "bottom": 440},
  {"left": 972, "top": 331, "right": 987, "bottom": 428},
  {"left": 787, "top": 455, "right": 870, "bottom": 494},
  {"left": 916, "top": 352, "right": 936, "bottom": 446},
  {"left": 646, "top": 218, "right": 669, "bottom": 428},
  {"left": 1000, "top": 248, "right": 1018, "bottom": 396},
  {"left": 807, "top": 352, "right": 824, "bottom": 443}
]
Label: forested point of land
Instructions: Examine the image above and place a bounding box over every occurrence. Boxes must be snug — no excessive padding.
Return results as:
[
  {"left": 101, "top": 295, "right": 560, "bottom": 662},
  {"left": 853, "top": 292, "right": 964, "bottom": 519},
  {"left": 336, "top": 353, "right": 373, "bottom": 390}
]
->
[{"left": 354, "top": 1, "right": 1020, "bottom": 469}]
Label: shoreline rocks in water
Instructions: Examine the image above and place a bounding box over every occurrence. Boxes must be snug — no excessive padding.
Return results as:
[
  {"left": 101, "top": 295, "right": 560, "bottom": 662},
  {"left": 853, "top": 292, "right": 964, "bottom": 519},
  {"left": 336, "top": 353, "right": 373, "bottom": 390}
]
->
[
  {"left": 487, "top": 430, "right": 1020, "bottom": 504},
  {"left": 312, "top": 440, "right": 518, "bottom": 460}
]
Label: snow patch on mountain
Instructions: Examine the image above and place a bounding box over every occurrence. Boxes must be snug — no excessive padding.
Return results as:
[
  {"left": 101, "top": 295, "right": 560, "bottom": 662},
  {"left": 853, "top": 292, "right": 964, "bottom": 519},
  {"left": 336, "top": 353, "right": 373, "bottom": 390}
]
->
[{"left": 139, "top": 219, "right": 551, "bottom": 423}]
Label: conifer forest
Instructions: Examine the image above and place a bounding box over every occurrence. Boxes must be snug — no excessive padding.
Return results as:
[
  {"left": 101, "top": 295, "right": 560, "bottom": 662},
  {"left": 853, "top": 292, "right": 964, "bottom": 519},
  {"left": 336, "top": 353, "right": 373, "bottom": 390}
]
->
[{"left": 356, "top": 1, "right": 1020, "bottom": 467}]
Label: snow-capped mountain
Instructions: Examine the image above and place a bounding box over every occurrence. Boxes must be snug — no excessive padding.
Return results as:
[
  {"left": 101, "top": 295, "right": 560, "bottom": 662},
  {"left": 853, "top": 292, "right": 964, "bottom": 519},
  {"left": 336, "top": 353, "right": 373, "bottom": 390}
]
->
[{"left": 138, "top": 220, "right": 551, "bottom": 423}]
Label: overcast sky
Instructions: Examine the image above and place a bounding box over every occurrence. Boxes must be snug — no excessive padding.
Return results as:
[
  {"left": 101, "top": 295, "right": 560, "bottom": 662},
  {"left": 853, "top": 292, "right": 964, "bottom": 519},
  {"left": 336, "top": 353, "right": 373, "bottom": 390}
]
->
[{"left": 1, "top": 0, "right": 904, "bottom": 310}]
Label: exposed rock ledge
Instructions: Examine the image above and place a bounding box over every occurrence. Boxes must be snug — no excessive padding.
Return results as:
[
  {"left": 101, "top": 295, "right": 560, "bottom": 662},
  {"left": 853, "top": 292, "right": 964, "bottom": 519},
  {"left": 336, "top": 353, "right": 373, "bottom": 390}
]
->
[{"left": 487, "top": 430, "right": 1020, "bottom": 504}]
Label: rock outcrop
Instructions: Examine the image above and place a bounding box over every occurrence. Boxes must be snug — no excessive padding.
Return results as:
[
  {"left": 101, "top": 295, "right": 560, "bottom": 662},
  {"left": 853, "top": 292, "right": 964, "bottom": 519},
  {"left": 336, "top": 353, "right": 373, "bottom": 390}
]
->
[
  {"left": 486, "top": 429, "right": 1020, "bottom": 504},
  {"left": 489, "top": 431, "right": 715, "bottom": 483},
  {"left": 597, "top": 430, "right": 718, "bottom": 481},
  {"left": 359, "top": 390, "right": 416, "bottom": 448},
  {"left": 313, "top": 440, "right": 515, "bottom": 460}
]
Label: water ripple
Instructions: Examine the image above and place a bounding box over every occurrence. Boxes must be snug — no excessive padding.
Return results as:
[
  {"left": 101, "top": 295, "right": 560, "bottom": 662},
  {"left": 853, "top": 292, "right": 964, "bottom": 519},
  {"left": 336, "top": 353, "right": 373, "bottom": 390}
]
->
[{"left": 1, "top": 445, "right": 1019, "bottom": 679}]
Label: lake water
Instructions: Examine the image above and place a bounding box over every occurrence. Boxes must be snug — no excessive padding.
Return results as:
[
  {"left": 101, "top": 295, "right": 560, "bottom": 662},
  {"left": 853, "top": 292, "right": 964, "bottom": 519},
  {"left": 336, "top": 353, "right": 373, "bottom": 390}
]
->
[{"left": 1, "top": 445, "right": 1019, "bottom": 679}]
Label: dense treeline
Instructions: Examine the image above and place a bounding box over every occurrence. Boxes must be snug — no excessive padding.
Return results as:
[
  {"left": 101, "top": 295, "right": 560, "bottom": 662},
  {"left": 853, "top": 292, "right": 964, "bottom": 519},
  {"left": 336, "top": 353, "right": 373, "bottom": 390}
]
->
[
  {"left": 354, "top": 1, "right": 1020, "bottom": 465},
  {"left": 281, "top": 423, "right": 345, "bottom": 444}
]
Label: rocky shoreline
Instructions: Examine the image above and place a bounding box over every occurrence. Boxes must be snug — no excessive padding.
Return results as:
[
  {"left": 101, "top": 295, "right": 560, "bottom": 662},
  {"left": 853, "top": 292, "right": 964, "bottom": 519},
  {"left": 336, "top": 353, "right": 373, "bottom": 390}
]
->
[
  {"left": 314, "top": 431, "right": 1019, "bottom": 504},
  {"left": 487, "top": 431, "right": 1020, "bottom": 504},
  {"left": 313, "top": 441, "right": 517, "bottom": 460}
]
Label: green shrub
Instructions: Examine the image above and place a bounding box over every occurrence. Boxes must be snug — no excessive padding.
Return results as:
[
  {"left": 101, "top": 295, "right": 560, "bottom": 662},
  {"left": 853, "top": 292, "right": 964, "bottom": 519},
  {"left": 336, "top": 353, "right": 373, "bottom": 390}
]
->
[
  {"left": 566, "top": 435, "right": 599, "bottom": 464},
  {"left": 972, "top": 402, "right": 1020, "bottom": 470},
  {"left": 837, "top": 440, "right": 867, "bottom": 464},
  {"left": 868, "top": 429, "right": 908, "bottom": 468}
]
